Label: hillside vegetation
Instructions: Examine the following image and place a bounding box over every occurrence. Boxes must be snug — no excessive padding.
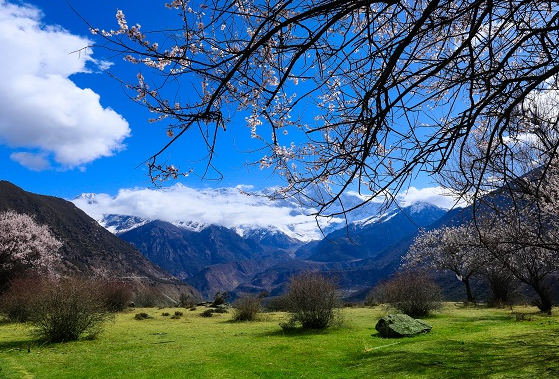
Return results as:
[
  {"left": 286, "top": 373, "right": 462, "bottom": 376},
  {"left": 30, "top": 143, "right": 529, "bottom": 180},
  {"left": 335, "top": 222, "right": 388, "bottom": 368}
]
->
[{"left": 1, "top": 304, "right": 558, "bottom": 378}]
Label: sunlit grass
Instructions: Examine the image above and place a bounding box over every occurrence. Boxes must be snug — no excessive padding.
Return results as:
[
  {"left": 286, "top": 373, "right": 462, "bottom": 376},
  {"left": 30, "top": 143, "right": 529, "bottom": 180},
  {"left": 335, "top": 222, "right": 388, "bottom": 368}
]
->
[{"left": 1, "top": 304, "right": 558, "bottom": 378}]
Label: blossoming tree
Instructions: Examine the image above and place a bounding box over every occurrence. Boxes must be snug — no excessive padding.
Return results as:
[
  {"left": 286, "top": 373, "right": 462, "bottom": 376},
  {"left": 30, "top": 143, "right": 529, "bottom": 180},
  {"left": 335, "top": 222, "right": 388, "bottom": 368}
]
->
[
  {"left": 479, "top": 208, "right": 559, "bottom": 313},
  {"left": 0, "top": 210, "right": 62, "bottom": 290},
  {"left": 403, "top": 224, "right": 492, "bottom": 303},
  {"left": 402, "top": 225, "right": 493, "bottom": 302}
]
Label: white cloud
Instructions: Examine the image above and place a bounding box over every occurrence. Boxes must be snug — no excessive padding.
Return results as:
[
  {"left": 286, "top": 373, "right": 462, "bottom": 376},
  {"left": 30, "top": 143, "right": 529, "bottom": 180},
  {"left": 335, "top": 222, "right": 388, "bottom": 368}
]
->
[
  {"left": 72, "top": 184, "right": 334, "bottom": 241},
  {"left": 396, "top": 186, "right": 468, "bottom": 209},
  {"left": 72, "top": 184, "right": 464, "bottom": 241},
  {"left": 0, "top": 1, "right": 130, "bottom": 170},
  {"left": 10, "top": 151, "right": 50, "bottom": 171}
]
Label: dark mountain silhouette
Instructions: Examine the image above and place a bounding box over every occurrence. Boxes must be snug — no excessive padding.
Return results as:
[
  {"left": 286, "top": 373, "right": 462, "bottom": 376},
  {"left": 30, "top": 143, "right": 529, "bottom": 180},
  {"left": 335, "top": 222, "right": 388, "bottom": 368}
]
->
[
  {"left": 0, "top": 181, "right": 197, "bottom": 299},
  {"left": 105, "top": 201, "right": 451, "bottom": 300}
]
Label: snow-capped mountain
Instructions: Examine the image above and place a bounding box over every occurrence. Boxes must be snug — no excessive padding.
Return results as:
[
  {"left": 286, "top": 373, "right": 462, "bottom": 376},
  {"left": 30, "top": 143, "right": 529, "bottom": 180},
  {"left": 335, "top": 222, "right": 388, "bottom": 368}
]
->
[
  {"left": 73, "top": 188, "right": 454, "bottom": 299},
  {"left": 73, "top": 186, "right": 452, "bottom": 242},
  {"left": 72, "top": 188, "right": 331, "bottom": 242},
  {"left": 100, "top": 214, "right": 152, "bottom": 235},
  {"left": 298, "top": 202, "right": 448, "bottom": 262},
  {"left": 171, "top": 220, "right": 209, "bottom": 232},
  {"left": 98, "top": 215, "right": 210, "bottom": 235}
]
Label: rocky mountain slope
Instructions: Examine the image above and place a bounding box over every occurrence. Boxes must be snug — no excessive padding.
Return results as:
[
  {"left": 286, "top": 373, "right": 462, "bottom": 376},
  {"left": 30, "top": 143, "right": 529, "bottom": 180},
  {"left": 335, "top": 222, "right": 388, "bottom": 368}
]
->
[
  {"left": 0, "top": 181, "right": 198, "bottom": 300},
  {"left": 234, "top": 203, "right": 449, "bottom": 298},
  {"left": 120, "top": 221, "right": 265, "bottom": 279},
  {"left": 117, "top": 219, "right": 303, "bottom": 297}
]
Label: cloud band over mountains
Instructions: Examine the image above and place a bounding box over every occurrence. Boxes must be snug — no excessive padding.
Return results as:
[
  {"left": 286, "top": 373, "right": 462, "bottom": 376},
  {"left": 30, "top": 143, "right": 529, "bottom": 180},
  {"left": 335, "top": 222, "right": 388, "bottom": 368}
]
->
[{"left": 72, "top": 184, "right": 462, "bottom": 241}]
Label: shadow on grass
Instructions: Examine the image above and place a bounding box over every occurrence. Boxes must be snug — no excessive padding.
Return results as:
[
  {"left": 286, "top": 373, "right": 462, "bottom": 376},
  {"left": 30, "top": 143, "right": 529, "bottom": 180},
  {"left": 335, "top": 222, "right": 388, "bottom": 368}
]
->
[
  {"left": 0, "top": 322, "right": 34, "bottom": 351},
  {"left": 260, "top": 326, "right": 345, "bottom": 338},
  {"left": 353, "top": 331, "right": 559, "bottom": 378},
  {"left": 0, "top": 339, "right": 34, "bottom": 351}
]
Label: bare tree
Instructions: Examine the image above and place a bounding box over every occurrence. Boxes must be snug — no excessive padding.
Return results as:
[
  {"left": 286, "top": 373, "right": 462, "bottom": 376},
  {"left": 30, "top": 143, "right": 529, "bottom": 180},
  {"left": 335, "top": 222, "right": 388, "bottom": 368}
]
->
[
  {"left": 29, "top": 277, "right": 111, "bottom": 343},
  {"left": 0, "top": 210, "right": 62, "bottom": 290},
  {"left": 84, "top": 0, "right": 559, "bottom": 216}
]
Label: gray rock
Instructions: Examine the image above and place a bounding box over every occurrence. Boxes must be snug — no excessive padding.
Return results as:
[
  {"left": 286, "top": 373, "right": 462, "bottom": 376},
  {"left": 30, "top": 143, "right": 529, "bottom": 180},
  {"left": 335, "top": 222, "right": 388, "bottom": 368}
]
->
[{"left": 375, "top": 314, "right": 432, "bottom": 338}]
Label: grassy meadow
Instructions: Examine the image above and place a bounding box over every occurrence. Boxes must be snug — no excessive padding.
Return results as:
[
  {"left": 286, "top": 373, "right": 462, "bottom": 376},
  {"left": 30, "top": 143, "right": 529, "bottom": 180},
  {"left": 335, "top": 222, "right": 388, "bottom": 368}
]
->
[{"left": 1, "top": 304, "right": 559, "bottom": 378}]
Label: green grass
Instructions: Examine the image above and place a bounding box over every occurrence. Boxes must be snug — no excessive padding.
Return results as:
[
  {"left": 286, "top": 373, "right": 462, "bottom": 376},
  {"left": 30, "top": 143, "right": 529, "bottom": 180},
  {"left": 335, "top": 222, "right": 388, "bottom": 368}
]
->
[{"left": 1, "top": 304, "right": 559, "bottom": 378}]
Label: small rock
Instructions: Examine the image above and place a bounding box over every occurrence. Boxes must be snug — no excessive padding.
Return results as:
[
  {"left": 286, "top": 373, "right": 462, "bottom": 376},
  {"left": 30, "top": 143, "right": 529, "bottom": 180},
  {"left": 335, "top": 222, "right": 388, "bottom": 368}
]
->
[{"left": 375, "top": 314, "right": 432, "bottom": 338}]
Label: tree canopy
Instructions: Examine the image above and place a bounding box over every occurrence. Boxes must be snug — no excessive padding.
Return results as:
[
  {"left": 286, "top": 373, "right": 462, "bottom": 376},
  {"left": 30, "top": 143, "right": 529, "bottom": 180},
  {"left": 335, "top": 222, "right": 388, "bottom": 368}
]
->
[
  {"left": 0, "top": 210, "right": 62, "bottom": 290},
  {"left": 88, "top": 0, "right": 559, "bottom": 216}
]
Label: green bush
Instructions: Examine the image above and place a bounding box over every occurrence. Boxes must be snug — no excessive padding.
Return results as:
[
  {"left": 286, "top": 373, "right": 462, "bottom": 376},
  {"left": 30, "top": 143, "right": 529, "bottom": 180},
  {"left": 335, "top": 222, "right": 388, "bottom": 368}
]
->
[
  {"left": 200, "top": 309, "right": 214, "bottom": 317},
  {"left": 263, "top": 295, "right": 290, "bottom": 312},
  {"left": 212, "top": 305, "right": 229, "bottom": 313},
  {"left": 211, "top": 292, "right": 230, "bottom": 307}
]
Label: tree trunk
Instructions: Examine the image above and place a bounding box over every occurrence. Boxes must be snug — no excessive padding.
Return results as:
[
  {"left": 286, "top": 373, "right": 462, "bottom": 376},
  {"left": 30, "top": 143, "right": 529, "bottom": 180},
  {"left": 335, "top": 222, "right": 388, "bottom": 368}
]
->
[
  {"left": 463, "top": 277, "right": 475, "bottom": 304},
  {"left": 486, "top": 271, "right": 515, "bottom": 307},
  {"left": 532, "top": 284, "right": 553, "bottom": 314}
]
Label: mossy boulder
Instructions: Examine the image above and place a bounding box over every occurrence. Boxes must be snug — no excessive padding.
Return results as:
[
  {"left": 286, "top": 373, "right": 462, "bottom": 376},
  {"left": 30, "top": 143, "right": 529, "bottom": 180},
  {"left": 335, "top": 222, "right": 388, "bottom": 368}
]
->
[{"left": 375, "top": 314, "right": 432, "bottom": 338}]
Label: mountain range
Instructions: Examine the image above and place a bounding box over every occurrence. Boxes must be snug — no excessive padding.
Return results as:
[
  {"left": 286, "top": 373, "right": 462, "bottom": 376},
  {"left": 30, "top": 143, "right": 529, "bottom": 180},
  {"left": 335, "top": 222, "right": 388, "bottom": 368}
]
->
[
  {"left": 0, "top": 180, "right": 461, "bottom": 301},
  {"left": 95, "top": 198, "right": 448, "bottom": 298}
]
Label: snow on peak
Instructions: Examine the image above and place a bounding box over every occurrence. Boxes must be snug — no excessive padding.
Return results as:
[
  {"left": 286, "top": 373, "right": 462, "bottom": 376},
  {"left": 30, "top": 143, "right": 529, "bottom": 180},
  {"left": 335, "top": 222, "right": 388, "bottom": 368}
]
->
[
  {"left": 407, "top": 201, "right": 440, "bottom": 214},
  {"left": 172, "top": 220, "right": 208, "bottom": 232},
  {"left": 73, "top": 185, "right": 453, "bottom": 241},
  {"left": 75, "top": 193, "right": 97, "bottom": 204},
  {"left": 98, "top": 214, "right": 151, "bottom": 235}
]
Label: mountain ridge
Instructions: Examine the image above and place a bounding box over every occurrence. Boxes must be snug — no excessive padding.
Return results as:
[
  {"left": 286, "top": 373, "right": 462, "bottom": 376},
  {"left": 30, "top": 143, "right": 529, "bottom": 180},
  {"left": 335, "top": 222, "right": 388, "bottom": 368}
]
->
[{"left": 0, "top": 181, "right": 198, "bottom": 300}]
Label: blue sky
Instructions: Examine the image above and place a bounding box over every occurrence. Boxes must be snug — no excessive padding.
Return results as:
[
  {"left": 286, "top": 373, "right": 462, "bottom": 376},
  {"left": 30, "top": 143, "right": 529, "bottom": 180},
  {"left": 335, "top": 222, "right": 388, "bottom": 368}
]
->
[
  {"left": 1, "top": 0, "right": 280, "bottom": 196},
  {"left": 0, "top": 0, "right": 462, "bottom": 235}
]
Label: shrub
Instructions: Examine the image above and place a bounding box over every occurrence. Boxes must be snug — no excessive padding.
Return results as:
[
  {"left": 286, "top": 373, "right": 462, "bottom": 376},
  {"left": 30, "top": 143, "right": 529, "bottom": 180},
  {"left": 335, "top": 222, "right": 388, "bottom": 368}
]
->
[
  {"left": 162, "top": 312, "right": 170, "bottom": 316},
  {"left": 28, "top": 278, "right": 111, "bottom": 343},
  {"left": 170, "top": 311, "right": 183, "bottom": 319},
  {"left": 212, "top": 304, "right": 229, "bottom": 313},
  {"left": 282, "top": 271, "right": 342, "bottom": 329},
  {"left": 263, "top": 295, "right": 290, "bottom": 312},
  {"left": 95, "top": 280, "right": 134, "bottom": 312},
  {"left": 368, "top": 271, "right": 443, "bottom": 317},
  {"left": 134, "top": 312, "right": 151, "bottom": 320},
  {"left": 232, "top": 295, "right": 262, "bottom": 321},
  {"left": 200, "top": 309, "right": 214, "bottom": 317},
  {"left": 211, "top": 292, "right": 230, "bottom": 307},
  {"left": 133, "top": 288, "right": 164, "bottom": 308},
  {"left": 0, "top": 276, "right": 46, "bottom": 322},
  {"left": 177, "top": 292, "right": 197, "bottom": 308}
]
